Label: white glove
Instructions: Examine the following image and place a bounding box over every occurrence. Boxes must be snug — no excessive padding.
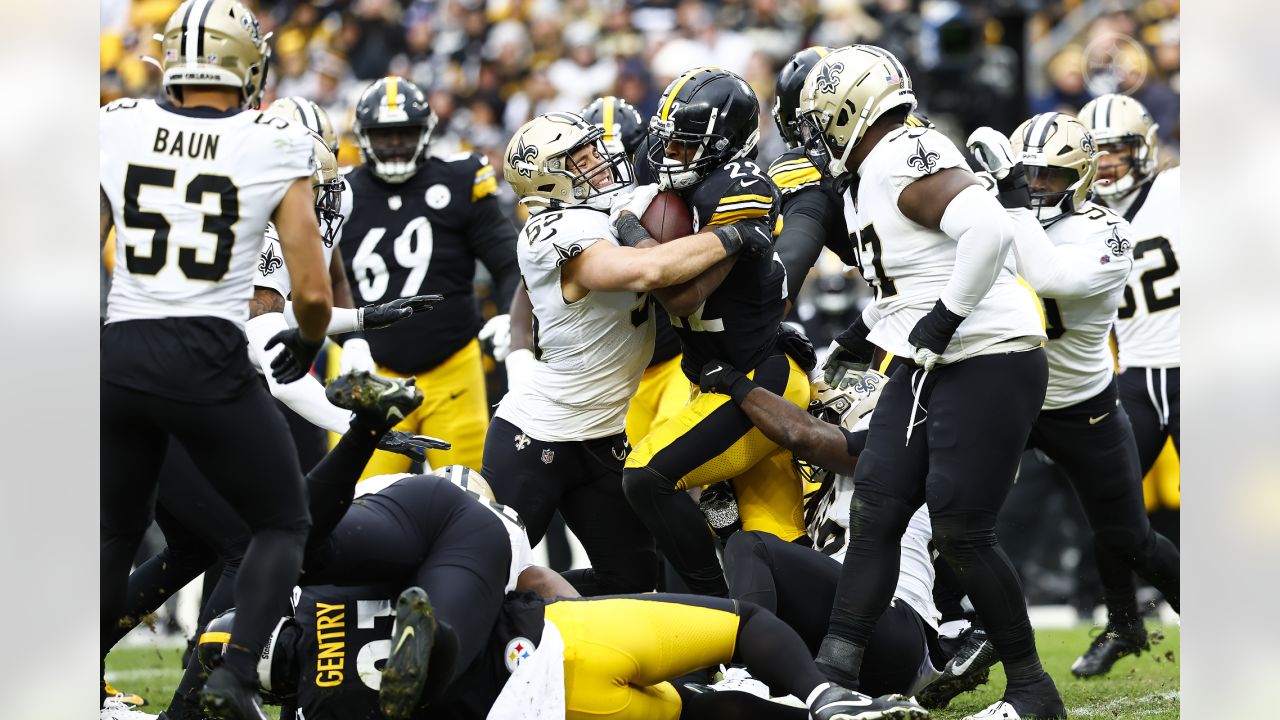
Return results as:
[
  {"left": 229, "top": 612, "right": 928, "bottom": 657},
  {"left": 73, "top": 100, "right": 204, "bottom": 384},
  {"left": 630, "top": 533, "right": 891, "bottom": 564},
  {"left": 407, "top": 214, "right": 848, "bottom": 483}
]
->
[
  {"left": 505, "top": 348, "right": 536, "bottom": 391},
  {"left": 479, "top": 314, "right": 513, "bottom": 362},
  {"left": 608, "top": 183, "right": 661, "bottom": 228},
  {"left": 339, "top": 337, "right": 377, "bottom": 374},
  {"left": 910, "top": 346, "right": 943, "bottom": 372},
  {"left": 966, "top": 127, "right": 1017, "bottom": 180}
]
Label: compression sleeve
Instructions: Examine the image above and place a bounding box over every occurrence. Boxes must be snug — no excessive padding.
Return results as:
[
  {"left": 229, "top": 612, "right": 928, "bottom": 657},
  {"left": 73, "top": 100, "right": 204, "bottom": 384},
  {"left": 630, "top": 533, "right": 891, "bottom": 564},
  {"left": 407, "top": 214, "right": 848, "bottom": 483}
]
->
[
  {"left": 1007, "top": 208, "right": 1134, "bottom": 299},
  {"left": 245, "top": 312, "right": 353, "bottom": 435},
  {"left": 283, "top": 303, "right": 362, "bottom": 335},
  {"left": 936, "top": 185, "right": 1015, "bottom": 317},
  {"left": 777, "top": 189, "right": 837, "bottom": 301}
]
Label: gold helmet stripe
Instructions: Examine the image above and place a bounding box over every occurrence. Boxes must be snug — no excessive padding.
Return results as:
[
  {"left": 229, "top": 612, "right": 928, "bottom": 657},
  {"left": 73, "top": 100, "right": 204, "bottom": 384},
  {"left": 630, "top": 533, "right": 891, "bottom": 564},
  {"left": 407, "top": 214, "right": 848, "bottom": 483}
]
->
[
  {"left": 601, "top": 96, "right": 616, "bottom": 143},
  {"left": 386, "top": 76, "right": 399, "bottom": 113},
  {"left": 200, "top": 630, "right": 231, "bottom": 645},
  {"left": 660, "top": 67, "right": 715, "bottom": 121}
]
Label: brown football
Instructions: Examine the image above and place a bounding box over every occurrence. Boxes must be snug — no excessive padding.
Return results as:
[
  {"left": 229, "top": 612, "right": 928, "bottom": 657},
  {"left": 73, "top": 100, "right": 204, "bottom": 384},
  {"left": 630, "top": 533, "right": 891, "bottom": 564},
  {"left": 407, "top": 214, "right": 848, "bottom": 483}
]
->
[{"left": 640, "top": 191, "right": 694, "bottom": 244}]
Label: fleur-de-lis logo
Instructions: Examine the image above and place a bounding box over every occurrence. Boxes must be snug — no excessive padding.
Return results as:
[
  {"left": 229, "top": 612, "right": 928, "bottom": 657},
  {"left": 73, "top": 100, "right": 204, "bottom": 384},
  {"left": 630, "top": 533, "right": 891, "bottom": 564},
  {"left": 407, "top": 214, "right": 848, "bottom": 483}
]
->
[
  {"left": 907, "top": 139, "right": 939, "bottom": 173},
  {"left": 851, "top": 373, "right": 881, "bottom": 397},
  {"left": 815, "top": 61, "right": 845, "bottom": 95},
  {"left": 510, "top": 137, "right": 538, "bottom": 178},
  {"left": 1105, "top": 225, "right": 1131, "bottom": 257},
  {"left": 258, "top": 245, "right": 283, "bottom": 275}
]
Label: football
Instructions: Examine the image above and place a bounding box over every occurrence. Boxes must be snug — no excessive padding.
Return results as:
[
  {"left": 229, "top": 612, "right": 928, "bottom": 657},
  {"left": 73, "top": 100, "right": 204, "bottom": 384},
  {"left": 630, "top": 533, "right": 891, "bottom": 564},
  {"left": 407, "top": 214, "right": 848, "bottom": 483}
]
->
[{"left": 640, "top": 191, "right": 694, "bottom": 243}]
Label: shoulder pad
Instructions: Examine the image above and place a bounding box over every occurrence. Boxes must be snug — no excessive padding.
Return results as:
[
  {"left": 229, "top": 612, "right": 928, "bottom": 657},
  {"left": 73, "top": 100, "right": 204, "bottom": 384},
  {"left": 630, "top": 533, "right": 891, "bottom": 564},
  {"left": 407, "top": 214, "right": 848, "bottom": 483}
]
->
[
  {"left": 878, "top": 127, "right": 967, "bottom": 183},
  {"left": 690, "top": 160, "right": 777, "bottom": 228},
  {"left": 435, "top": 152, "right": 498, "bottom": 202},
  {"left": 768, "top": 148, "right": 823, "bottom": 196}
]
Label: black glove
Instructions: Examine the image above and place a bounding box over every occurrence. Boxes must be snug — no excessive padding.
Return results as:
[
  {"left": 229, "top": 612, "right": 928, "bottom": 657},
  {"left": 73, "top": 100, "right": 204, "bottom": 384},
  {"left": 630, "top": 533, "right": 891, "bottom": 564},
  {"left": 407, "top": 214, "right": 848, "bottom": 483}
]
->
[
  {"left": 266, "top": 329, "right": 324, "bottom": 384},
  {"left": 711, "top": 219, "right": 774, "bottom": 258},
  {"left": 777, "top": 323, "right": 817, "bottom": 372},
  {"left": 376, "top": 430, "right": 452, "bottom": 461},
  {"left": 699, "top": 359, "right": 757, "bottom": 404},
  {"left": 993, "top": 162, "right": 1032, "bottom": 209},
  {"left": 908, "top": 299, "right": 965, "bottom": 356},
  {"left": 359, "top": 294, "right": 444, "bottom": 331},
  {"left": 822, "top": 315, "right": 875, "bottom": 386}
]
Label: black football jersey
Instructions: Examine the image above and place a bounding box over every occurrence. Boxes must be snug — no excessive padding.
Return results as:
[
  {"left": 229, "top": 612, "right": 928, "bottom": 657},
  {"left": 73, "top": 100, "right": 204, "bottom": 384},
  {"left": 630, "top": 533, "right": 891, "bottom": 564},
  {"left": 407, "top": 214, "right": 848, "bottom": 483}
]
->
[
  {"left": 340, "top": 154, "right": 519, "bottom": 374},
  {"left": 291, "top": 586, "right": 547, "bottom": 720},
  {"left": 768, "top": 147, "right": 856, "bottom": 264},
  {"left": 672, "top": 159, "right": 786, "bottom": 379}
]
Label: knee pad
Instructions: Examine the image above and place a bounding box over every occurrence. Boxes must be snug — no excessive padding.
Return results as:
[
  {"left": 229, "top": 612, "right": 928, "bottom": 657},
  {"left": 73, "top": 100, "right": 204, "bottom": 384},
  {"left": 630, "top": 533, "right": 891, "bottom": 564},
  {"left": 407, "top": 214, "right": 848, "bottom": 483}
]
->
[
  {"left": 930, "top": 513, "right": 997, "bottom": 562},
  {"left": 846, "top": 491, "right": 916, "bottom": 544}
]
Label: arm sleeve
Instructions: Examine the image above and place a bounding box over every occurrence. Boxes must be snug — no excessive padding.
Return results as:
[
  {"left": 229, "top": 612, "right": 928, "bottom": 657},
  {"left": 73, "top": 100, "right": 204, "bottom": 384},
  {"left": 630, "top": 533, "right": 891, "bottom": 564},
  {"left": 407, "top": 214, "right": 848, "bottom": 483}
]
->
[
  {"left": 468, "top": 195, "right": 521, "bottom": 312},
  {"left": 284, "top": 303, "right": 361, "bottom": 335},
  {"left": 777, "top": 189, "right": 840, "bottom": 301},
  {"left": 1008, "top": 208, "right": 1135, "bottom": 299},
  {"left": 936, "top": 185, "right": 1016, "bottom": 317},
  {"left": 244, "top": 313, "right": 353, "bottom": 435}
]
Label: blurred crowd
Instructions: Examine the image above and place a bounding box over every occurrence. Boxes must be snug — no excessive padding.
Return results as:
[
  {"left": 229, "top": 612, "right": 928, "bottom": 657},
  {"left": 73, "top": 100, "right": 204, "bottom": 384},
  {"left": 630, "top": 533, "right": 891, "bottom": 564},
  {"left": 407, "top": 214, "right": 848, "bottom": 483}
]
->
[{"left": 100, "top": 0, "right": 1180, "bottom": 613}]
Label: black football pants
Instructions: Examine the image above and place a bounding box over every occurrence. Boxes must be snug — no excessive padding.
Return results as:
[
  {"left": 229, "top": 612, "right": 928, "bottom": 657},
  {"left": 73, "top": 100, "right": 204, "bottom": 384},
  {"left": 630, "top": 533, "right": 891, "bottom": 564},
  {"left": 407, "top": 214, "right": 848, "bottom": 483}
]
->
[
  {"left": 101, "top": 379, "right": 310, "bottom": 686},
  {"left": 483, "top": 416, "right": 658, "bottom": 596},
  {"left": 825, "top": 349, "right": 1048, "bottom": 686}
]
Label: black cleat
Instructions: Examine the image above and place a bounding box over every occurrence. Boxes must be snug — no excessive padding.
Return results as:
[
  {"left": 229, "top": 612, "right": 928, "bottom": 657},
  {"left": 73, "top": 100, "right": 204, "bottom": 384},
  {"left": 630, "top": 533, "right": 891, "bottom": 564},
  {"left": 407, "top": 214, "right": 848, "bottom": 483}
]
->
[
  {"left": 198, "top": 666, "right": 269, "bottom": 720},
  {"left": 326, "top": 371, "right": 424, "bottom": 431},
  {"left": 1071, "top": 621, "right": 1149, "bottom": 678},
  {"left": 379, "top": 587, "right": 439, "bottom": 720},
  {"left": 916, "top": 627, "right": 996, "bottom": 709},
  {"left": 810, "top": 685, "right": 930, "bottom": 719},
  {"left": 962, "top": 672, "right": 1065, "bottom": 719}
]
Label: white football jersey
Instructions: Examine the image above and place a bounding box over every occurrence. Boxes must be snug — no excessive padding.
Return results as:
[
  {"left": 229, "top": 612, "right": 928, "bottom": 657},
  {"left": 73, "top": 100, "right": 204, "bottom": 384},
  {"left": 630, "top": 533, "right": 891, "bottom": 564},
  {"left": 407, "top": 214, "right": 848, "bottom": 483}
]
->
[
  {"left": 495, "top": 207, "right": 656, "bottom": 442},
  {"left": 358, "top": 473, "right": 534, "bottom": 593},
  {"left": 253, "top": 182, "right": 353, "bottom": 298},
  {"left": 101, "top": 99, "right": 315, "bottom": 327},
  {"left": 1036, "top": 203, "right": 1134, "bottom": 409},
  {"left": 853, "top": 127, "right": 1044, "bottom": 362},
  {"left": 1109, "top": 168, "right": 1180, "bottom": 369},
  {"left": 809, "top": 468, "right": 939, "bottom": 631}
]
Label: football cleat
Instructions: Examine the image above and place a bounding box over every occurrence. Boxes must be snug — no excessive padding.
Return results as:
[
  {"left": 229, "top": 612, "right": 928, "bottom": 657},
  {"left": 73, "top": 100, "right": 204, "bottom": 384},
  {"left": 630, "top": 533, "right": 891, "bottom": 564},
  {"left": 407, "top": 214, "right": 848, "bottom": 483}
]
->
[
  {"left": 102, "top": 680, "right": 146, "bottom": 707},
  {"left": 710, "top": 666, "right": 770, "bottom": 699},
  {"left": 916, "top": 627, "right": 996, "bottom": 709},
  {"left": 326, "top": 371, "right": 424, "bottom": 432},
  {"left": 379, "top": 586, "right": 439, "bottom": 720},
  {"left": 1070, "top": 621, "right": 1149, "bottom": 678},
  {"left": 101, "top": 695, "right": 157, "bottom": 720},
  {"left": 962, "top": 673, "right": 1064, "bottom": 720},
  {"left": 198, "top": 666, "right": 269, "bottom": 720},
  {"left": 810, "top": 685, "right": 929, "bottom": 719}
]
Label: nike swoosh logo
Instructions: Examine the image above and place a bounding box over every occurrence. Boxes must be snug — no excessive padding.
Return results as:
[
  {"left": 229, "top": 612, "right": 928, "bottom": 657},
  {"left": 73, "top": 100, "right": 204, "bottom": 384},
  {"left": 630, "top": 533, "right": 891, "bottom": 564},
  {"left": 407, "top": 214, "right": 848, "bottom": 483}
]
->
[
  {"left": 707, "top": 366, "right": 722, "bottom": 375},
  {"left": 394, "top": 625, "right": 415, "bottom": 654},
  {"left": 950, "top": 642, "right": 989, "bottom": 674},
  {"left": 739, "top": 179, "right": 760, "bottom": 187},
  {"left": 818, "top": 698, "right": 873, "bottom": 709},
  {"left": 388, "top": 407, "right": 405, "bottom": 421},
  {"left": 1089, "top": 413, "right": 1110, "bottom": 425}
]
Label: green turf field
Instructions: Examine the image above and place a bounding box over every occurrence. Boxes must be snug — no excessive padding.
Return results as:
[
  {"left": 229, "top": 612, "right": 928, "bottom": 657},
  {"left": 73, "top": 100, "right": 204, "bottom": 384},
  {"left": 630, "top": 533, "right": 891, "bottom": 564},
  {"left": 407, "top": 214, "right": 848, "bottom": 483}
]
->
[{"left": 106, "top": 623, "right": 1178, "bottom": 719}]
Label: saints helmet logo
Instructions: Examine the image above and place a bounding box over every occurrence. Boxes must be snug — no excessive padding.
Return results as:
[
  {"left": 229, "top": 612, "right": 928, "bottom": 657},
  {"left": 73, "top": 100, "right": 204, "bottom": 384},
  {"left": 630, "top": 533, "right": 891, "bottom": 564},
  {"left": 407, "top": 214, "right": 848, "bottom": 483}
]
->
[
  {"left": 510, "top": 138, "right": 539, "bottom": 179},
  {"left": 850, "top": 373, "right": 881, "bottom": 397},
  {"left": 1105, "top": 226, "right": 1131, "bottom": 257},
  {"left": 258, "top": 245, "right": 283, "bottom": 275},
  {"left": 814, "top": 62, "right": 845, "bottom": 95},
  {"left": 907, "top": 139, "right": 940, "bottom": 173}
]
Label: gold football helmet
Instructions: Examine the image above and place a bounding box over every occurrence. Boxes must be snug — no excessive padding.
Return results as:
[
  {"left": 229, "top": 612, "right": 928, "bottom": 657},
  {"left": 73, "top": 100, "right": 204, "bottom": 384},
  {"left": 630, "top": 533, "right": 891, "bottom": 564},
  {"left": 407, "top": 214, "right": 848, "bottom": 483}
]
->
[
  {"left": 158, "top": 0, "right": 271, "bottom": 108},
  {"left": 796, "top": 45, "right": 917, "bottom": 185},
  {"left": 268, "top": 96, "right": 339, "bottom": 154},
  {"left": 429, "top": 465, "right": 497, "bottom": 503},
  {"left": 504, "top": 112, "right": 633, "bottom": 212},
  {"left": 1011, "top": 112, "right": 1100, "bottom": 224},
  {"left": 264, "top": 104, "right": 344, "bottom": 246},
  {"left": 1079, "top": 94, "right": 1159, "bottom": 200},
  {"left": 795, "top": 370, "right": 888, "bottom": 486}
]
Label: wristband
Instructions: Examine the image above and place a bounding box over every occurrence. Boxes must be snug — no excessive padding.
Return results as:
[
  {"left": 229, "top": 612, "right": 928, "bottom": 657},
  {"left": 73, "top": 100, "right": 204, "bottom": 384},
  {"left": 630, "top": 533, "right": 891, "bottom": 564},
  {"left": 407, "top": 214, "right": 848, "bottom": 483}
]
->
[
  {"left": 995, "top": 163, "right": 1033, "bottom": 209},
  {"left": 613, "top": 213, "right": 653, "bottom": 248},
  {"left": 710, "top": 224, "right": 744, "bottom": 255}
]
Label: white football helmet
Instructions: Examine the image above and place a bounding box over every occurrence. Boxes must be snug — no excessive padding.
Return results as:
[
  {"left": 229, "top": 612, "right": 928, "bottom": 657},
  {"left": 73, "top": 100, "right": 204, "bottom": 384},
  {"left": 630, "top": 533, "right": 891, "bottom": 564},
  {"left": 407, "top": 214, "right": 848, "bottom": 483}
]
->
[{"left": 1079, "top": 94, "right": 1159, "bottom": 200}]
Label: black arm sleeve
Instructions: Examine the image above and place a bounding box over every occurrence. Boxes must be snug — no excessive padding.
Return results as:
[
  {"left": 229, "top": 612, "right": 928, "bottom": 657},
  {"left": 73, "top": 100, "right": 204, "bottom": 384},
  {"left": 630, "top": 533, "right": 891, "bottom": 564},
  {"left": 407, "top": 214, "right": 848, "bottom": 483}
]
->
[
  {"left": 302, "top": 427, "right": 380, "bottom": 563},
  {"left": 468, "top": 195, "right": 521, "bottom": 313},
  {"left": 776, "top": 188, "right": 853, "bottom": 300}
]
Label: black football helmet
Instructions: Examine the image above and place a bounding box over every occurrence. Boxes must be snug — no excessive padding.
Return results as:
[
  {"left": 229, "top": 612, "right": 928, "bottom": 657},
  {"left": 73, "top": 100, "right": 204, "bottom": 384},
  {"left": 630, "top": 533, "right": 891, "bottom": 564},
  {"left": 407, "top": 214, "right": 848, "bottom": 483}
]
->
[
  {"left": 353, "top": 76, "right": 438, "bottom": 183},
  {"left": 773, "top": 46, "right": 833, "bottom": 147},
  {"left": 580, "top": 96, "right": 646, "bottom": 159},
  {"left": 197, "top": 610, "right": 300, "bottom": 704},
  {"left": 646, "top": 68, "right": 760, "bottom": 189}
]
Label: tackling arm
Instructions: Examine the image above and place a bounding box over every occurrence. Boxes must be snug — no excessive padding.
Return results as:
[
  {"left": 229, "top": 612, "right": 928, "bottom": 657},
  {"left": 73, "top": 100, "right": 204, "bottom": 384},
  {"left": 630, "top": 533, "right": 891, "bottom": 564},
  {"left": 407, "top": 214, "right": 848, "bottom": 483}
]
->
[
  {"left": 737, "top": 386, "right": 858, "bottom": 475},
  {"left": 1008, "top": 209, "right": 1133, "bottom": 298},
  {"left": 272, "top": 177, "right": 332, "bottom": 342}
]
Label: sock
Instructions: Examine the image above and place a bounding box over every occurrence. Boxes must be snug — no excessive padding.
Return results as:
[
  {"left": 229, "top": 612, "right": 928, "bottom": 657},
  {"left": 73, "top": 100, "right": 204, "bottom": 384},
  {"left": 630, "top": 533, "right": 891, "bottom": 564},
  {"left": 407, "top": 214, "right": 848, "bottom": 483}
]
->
[{"left": 1004, "top": 653, "right": 1046, "bottom": 687}]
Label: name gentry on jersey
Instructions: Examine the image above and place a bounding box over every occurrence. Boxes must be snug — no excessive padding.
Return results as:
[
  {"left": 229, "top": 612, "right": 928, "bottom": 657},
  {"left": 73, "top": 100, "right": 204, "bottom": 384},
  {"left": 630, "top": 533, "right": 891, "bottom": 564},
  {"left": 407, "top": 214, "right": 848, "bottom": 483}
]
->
[{"left": 315, "top": 602, "right": 347, "bottom": 688}]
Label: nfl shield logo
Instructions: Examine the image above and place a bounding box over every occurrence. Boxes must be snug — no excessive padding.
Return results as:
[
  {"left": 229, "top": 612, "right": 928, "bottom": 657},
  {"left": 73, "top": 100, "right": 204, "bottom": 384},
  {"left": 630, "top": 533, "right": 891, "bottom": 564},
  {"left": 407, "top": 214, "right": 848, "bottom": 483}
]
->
[{"left": 541, "top": 449, "right": 555, "bottom": 464}]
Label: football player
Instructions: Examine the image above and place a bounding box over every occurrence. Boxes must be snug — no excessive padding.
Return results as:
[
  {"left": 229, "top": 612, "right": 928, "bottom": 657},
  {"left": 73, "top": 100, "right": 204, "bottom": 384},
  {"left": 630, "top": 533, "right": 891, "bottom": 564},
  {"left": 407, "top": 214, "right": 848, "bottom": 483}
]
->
[
  {"left": 798, "top": 46, "right": 1064, "bottom": 719},
  {"left": 698, "top": 365, "right": 946, "bottom": 699},
  {"left": 1079, "top": 94, "right": 1182, "bottom": 676},
  {"left": 483, "top": 111, "right": 775, "bottom": 596},
  {"left": 99, "top": 2, "right": 332, "bottom": 717},
  {"left": 623, "top": 68, "right": 814, "bottom": 598},
  {"left": 340, "top": 76, "right": 520, "bottom": 475}
]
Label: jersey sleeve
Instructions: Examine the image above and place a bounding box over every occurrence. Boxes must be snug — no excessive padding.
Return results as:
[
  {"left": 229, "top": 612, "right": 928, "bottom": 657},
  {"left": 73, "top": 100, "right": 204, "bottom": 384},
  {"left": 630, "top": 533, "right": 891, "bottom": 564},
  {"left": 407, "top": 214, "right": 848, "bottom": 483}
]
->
[
  {"left": 883, "top": 127, "right": 969, "bottom": 192},
  {"left": 252, "top": 224, "right": 291, "bottom": 296},
  {"left": 520, "top": 209, "right": 613, "bottom": 274},
  {"left": 251, "top": 118, "right": 317, "bottom": 187},
  {"left": 471, "top": 154, "right": 499, "bottom": 202},
  {"left": 768, "top": 149, "right": 824, "bottom": 197},
  {"left": 689, "top": 161, "right": 778, "bottom": 230},
  {"left": 1011, "top": 207, "right": 1134, "bottom": 299}
]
